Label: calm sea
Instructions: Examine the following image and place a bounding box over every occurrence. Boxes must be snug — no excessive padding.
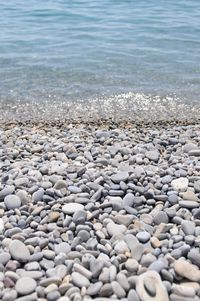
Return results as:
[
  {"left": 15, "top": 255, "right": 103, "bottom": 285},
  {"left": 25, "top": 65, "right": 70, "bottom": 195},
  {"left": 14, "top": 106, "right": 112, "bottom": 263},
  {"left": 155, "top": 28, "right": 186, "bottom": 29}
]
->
[{"left": 1, "top": 0, "right": 200, "bottom": 120}]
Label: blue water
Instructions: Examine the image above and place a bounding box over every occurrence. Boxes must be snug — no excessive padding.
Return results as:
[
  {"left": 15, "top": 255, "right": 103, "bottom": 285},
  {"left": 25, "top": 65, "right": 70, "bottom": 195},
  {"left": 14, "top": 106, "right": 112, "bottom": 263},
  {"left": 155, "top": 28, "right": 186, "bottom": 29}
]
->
[{"left": 1, "top": 0, "right": 200, "bottom": 119}]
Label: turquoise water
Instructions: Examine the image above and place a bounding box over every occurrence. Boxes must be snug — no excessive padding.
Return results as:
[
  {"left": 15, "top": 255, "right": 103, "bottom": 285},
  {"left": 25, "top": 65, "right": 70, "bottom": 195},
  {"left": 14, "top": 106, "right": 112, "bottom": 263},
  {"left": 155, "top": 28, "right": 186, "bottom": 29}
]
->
[{"left": 1, "top": 0, "right": 200, "bottom": 119}]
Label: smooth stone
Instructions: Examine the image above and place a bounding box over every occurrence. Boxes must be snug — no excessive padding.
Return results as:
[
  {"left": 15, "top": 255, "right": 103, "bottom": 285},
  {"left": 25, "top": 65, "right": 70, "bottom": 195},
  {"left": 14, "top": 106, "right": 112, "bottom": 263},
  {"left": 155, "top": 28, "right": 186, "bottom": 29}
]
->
[
  {"left": 111, "top": 172, "right": 129, "bottom": 184},
  {"left": 136, "top": 231, "right": 151, "bottom": 243},
  {"left": 87, "top": 282, "right": 103, "bottom": 296},
  {"left": 179, "top": 200, "right": 199, "bottom": 208},
  {"left": 127, "top": 289, "right": 140, "bottom": 301},
  {"left": 4, "top": 195, "right": 21, "bottom": 210},
  {"left": 16, "top": 190, "right": 29, "bottom": 205},
  {"left": 0, "top": 252, "right": 11, "bottom": 265},
  {"left": 171, "top": 284, "right": 195, "bottom": 298},
  {"left": 123, "top": 193, "right": 134, "bottom": 207},
  {"left": 106, "top": 222, "right": 126, "bottom": 237},
  {"left": 188, "top": 249, "right": 200, "bottom": 267},
  {"left": 136, "top": 271, "right": 169, "bottom": 301},
  {"left": 15, "top": 293, "right": 37, "bottom": 301},
  {"left": 0, "top": 218, "right": 4, "bottom": 233},
  {"left": 181, "top": 220, "right": 195, "bottom": 235},
  {"left": 124, "top": 234, "right": 143, "bottom": 261},
  {"left": 171, "top": 178, "right": 188, "bottom": 192},
  {"left": 62, "top": 203, "right": 84, "bottom": 214},
  {"left": 183, "top": 143, "right": 198, "bottom": 153},
  {"left": 145, "top": 150, "right": 160, "bottom": 162},
  {"left": 0, "top": 186, "right": 15, "bottom": 200},
  {"left": 113, "top": 214, "right": 133, "bottom": 226},
  {"left": 125, "top": 258, "right": 139, "bottom": 273},
  {"left": 2, "top": 289, "right": 17, "bottom": 301},
  {"left": 181, "top": 190, "right": 199, "bottom": 202},
  {"left": 32, "top": 189, "right": 44, "bottom": 202},
  {"left": 188, "top": 149, "right": 200, "bottom": 156},
  {"left": 194, "top": 180, "right": 200, "bottom": 193},
  {"left": 111, "top": 281, "right": 126, "bottom": 298},
  {"left": 174, "top": 259, "right": 200, "bottom": 281},
  {"left": 15, "top": 277, "right": 37, "bottom": 295},
  {"left": 9, "top": 240, "right": 30, "bottom": 263},
  {"left": 71, "top": 272, "right": 90, "bottom": 288},
  {"left": 153, "top": 211, "right": 169, "bottom": 225}
]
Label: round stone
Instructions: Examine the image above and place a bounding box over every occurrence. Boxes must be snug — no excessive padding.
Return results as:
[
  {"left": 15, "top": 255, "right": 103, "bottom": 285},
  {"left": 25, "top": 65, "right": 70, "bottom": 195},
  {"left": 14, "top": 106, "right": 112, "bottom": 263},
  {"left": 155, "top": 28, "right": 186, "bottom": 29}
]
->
[
  {"left": 15, "top": 277, "right": 37, "bottom": 295},
  {"left": 9, "top": 240, "right": 30, "bottom": 263},
  {"left": 136, "top": 231, "right": 151, "bottom": 243},
  {"left": 62, "top": 203, "right": 84, "bottom": 214},
  {"left": 153, "top": 211, "right": 169, "bottom": 225},
  {"left": 4, "top": 195, "right": 21, "bottom": 210}
]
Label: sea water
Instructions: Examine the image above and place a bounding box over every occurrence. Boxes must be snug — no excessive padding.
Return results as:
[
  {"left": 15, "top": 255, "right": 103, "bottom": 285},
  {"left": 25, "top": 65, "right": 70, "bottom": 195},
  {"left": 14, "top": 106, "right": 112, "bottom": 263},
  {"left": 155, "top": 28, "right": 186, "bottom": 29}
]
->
[{"left": 1, "top": 0, "right": 200, "bottom": 120}]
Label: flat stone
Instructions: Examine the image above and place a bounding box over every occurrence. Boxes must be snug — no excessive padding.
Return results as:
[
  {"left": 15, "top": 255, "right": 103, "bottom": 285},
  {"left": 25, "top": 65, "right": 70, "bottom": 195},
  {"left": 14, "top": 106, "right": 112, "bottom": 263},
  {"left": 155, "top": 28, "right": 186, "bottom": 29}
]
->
[
  {"left": 181, "top": 190, "right": 199, "bottom": 202},
  {"left": 181, "top": 220, "right": 195, "bottom": 235},
  {"left": 55, "top": 242, "right": 70, "bottom": 255},
  {"left": 188, "top": 149, "right": 200, "bottom": 156},
  {"left": 106, "top": 222, "right": 126, "bottom": 237},
  {"left": 183, "top": 143, "right": 198, "bottom": 153},
  {"left": 48, "top": 211, "right": 60, "bottom": 222},
  {"left": 4, "top": 195, "right": 21, "bottom": 210},
  {"left": 62, "top": 203, "right": 84, "bottom": 214},
  {"left": 194, "top": 180, "right": 200, "bottom": 192},
  {"left": 146, "top": 150, "right": 160, "bottom": 162},
  {"left": 9, "top": 240, "right": 30, "bottom": 263},
  {"left": 188, "top": 249, "right": 200, "bottom": 267},
  {"left": 15, "top": 277, "right": 37, "bottom": 295},
  {"left": 174, "top": 259, "right": 200, "bottom": 282},
  {"left": 111, "top": 172, "right": 129, "bottom": 183},
  {"left": 171, "top": 178, "right": 189, "bottom": 192},
  {"left": 15, "top": 293, "right": 37, "bottom": 301},
  {"left": 0, "top": 252, "right": 11, "bottom": 265},
  {"left": 136, "top": 270, "right": 169, "bottom": 301},
  {"left": 71, "top": 272, "right": 90, "bottom": 288},
  {"left": 153, "top": 211, "right": 169, "bottom": 225}
]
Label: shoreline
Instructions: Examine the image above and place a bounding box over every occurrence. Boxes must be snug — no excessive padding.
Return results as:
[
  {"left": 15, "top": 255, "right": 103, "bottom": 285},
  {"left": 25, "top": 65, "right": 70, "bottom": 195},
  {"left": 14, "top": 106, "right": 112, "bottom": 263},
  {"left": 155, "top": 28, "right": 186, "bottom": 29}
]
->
[{"left": 1, "top": 119, "right": 200, "bottom": 300}]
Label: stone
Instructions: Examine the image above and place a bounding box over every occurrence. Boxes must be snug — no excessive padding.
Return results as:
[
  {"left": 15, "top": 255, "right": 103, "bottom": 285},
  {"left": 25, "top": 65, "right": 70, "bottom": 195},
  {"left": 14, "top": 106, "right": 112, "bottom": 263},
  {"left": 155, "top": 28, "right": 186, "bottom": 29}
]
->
[
  {"left": 0, "top": 218, "right": 4, "bottom": 233},
  {"left": 136, "top": 231, "right": 151, "bottom": 243},
  {"left": 188, "top": 249, "right": 200, "bottom": 267},
  {"left": 4, "top": 195, "right": 21, "bottom": 210},
  {"left": 188, "top": 149, "right": 200, "bottom": 156},
  {"left": 62, "top": 203, "right": 84, "bottom": 214},
  {"left": 71, "top": 272, "right": 90, "bottom": 288},
  {"left": 146, "top": 150, "right": 160, "bottom": 162},
  {"left": 9, "top": 240, "right": 30, "bottom": 263},
  {"left": 111, "top": 172, "right": 129, "bottom": 183},
  {"left": 181, "top": 220, "right": 195, "bottom": 235},
  {"left": 153, "top": 211, "right": 169, "bottom": 225},
  {"left": 171, "top": 178, "right": 189, "bottom": 192},
  {"left": 136, "top": 270, "right": 169, "bottom": 301},
  {"left": 106, "top": 222, "right": 126, "bottom": 237},
  {"left": 125, "top": 258, "right": 139, "bottom": 272},
  {"left": 15, "top": 277, "right": 37, "bottom": 295},
  {"left": 0, "top": 252, "right": 11, "bottom": 265},
  {"left": 174, "top": 259, "right": 200, "bottom": 281}
]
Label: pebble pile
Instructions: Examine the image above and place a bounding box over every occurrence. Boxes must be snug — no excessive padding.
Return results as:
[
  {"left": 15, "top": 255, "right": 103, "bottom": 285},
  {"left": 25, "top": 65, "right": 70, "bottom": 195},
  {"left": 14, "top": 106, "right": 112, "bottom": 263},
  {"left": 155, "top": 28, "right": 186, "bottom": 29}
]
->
[{"left": 1, "top": 120, "right": 200, "bottom": 301}]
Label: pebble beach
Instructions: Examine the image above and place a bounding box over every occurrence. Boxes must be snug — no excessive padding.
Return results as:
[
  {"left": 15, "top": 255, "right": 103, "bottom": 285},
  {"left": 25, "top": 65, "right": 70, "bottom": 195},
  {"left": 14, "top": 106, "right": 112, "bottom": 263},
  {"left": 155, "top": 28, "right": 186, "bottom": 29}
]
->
[{"left": 1, "top": 118, "right": 200, "bottom": 301}]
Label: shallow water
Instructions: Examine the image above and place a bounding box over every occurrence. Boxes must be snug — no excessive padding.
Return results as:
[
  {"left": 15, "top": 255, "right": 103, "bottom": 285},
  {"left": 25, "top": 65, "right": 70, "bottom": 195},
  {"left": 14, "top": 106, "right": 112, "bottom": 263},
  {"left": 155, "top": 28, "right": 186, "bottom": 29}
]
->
[{"left": 1, "top": 0, "right": 200, "bottom": 120}]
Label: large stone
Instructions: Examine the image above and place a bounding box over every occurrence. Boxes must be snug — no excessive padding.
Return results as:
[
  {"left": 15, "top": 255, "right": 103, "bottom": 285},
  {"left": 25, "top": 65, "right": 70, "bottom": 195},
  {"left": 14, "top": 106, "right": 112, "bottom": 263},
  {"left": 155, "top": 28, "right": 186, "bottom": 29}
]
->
[
  {"left": 4, "top": 194, "right": 21, "bottom": 210},
  {"left": 9, "top": 240, "right": 30, "bottom": 263},
  {"left": 174, "top": 259, "right": 200, "bottom": 282},
  {"left": 71, "top": 272, "right": 90, "bottom": 288},
  {"left": 62, "top": 203, "right": 84, "bottom": 214},
  {"left": 15, "top": 277, "right": 37, "bottom": 295},
  {"left": 111, "top": 172, "right": 129, "bottom": 183},
  {"left": 106, "top": 222, "right": 126, "bottom": 237},
  {"left": 171, "top": 178, "right": 189, "bottom": 192},
  {"left": 136, "top": 270, "right": 169, "bottom": 301}
]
